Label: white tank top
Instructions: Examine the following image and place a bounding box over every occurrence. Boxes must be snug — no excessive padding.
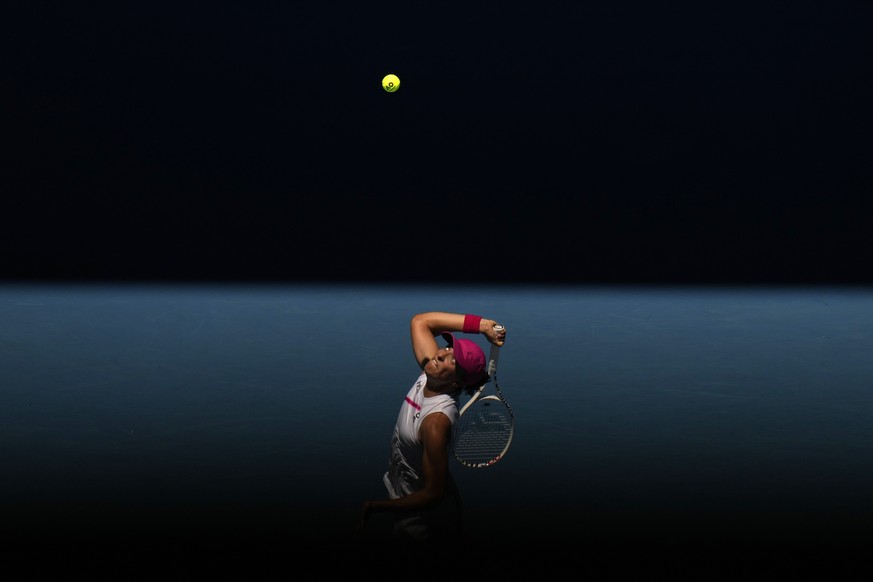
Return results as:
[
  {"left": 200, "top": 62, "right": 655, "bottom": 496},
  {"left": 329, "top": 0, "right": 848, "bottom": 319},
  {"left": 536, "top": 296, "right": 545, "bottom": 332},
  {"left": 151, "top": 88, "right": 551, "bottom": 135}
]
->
[{"left": 383, "top": 372, "right": 459, "bottom": 498}]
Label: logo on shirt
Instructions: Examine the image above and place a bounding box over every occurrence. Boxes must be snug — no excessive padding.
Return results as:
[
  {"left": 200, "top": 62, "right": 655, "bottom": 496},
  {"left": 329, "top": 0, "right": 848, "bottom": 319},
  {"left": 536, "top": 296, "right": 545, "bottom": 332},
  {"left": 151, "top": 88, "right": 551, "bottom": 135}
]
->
[{"left": 407, "top": 379, "right": 424, "bottom": 421}]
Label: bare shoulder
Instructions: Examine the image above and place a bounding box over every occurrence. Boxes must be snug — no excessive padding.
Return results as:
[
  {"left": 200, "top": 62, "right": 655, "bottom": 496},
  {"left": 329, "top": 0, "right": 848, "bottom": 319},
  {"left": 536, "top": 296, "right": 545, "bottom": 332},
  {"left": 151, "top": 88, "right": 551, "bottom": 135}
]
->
[{"left": 419, "top": 411, "right": 452, "bottom": 443}]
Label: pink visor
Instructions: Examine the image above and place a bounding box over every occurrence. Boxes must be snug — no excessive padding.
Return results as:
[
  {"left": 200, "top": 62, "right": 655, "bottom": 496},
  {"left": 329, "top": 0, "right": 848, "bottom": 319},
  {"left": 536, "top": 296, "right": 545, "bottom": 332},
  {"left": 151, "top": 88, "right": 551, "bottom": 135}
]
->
[{"left": 440, "top": 332, "right": 487, "bottom": 386}]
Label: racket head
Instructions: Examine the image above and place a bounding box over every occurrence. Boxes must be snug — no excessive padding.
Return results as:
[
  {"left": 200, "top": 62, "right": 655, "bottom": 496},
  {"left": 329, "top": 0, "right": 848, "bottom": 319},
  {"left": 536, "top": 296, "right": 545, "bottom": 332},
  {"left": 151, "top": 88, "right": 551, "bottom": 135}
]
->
[{"left": 454, "top": 395, "right": 515, "bottom": 468}]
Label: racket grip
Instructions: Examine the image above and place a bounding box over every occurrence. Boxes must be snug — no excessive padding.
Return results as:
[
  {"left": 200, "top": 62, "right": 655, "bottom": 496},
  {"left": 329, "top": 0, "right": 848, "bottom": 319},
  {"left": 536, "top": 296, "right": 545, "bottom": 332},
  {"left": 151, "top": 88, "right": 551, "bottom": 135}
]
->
[{"left": 488, "top": 325, "right": 503, "bottom": 377}]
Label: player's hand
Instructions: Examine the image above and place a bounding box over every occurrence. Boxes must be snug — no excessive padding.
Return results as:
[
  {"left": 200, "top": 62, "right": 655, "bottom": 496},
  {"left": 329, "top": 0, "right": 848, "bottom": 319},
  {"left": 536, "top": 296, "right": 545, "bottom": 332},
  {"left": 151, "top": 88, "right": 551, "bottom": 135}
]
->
[{"left": 487, "top": 323, "right": 506, "bottom": 346}]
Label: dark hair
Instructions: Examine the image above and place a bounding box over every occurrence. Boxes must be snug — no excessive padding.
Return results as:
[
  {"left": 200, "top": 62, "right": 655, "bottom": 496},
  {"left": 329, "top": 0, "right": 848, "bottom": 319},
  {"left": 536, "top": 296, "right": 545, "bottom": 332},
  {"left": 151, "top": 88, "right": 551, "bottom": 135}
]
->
[{"left": 460, "top": 374, "right": 490, "bottom": 396}]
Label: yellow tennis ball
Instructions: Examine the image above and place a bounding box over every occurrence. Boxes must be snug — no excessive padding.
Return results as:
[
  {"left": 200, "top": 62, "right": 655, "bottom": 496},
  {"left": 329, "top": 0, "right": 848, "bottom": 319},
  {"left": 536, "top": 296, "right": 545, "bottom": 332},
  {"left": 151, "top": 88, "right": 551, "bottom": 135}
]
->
[{"left": 382, "top": 74, "right": 400, "bottom": 93}]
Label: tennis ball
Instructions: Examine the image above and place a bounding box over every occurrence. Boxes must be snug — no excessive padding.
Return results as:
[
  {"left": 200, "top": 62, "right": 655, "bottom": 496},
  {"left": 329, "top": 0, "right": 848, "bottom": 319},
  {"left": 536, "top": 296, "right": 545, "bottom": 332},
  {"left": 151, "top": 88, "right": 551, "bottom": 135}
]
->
[{"left": 382, "top": 74, "right": 400, "bottom": 93}]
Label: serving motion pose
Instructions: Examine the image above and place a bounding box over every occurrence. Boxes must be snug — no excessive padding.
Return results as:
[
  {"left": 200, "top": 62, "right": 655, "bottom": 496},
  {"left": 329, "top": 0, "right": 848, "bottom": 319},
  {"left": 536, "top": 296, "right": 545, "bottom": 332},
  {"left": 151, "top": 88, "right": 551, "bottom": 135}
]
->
[{"left": 359, "top": 311, "right": 506, "bottom": 544}]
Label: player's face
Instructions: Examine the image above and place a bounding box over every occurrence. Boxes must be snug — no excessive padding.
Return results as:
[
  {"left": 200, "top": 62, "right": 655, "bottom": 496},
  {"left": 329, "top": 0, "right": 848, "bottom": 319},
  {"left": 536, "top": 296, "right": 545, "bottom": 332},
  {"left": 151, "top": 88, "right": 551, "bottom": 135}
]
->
[{"left": 425, "top": 346, "right": 459, "bottom": 384}]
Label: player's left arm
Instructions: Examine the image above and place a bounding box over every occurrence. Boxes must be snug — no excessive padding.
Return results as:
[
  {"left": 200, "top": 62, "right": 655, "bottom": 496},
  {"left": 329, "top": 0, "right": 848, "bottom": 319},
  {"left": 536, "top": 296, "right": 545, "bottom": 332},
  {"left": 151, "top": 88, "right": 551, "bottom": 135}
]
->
[
  {"left": 360, "top": 413, "right": 452, "bottom": 517},
  {"left": 417, "top": 412, "right": 452, "bottom": 503}
]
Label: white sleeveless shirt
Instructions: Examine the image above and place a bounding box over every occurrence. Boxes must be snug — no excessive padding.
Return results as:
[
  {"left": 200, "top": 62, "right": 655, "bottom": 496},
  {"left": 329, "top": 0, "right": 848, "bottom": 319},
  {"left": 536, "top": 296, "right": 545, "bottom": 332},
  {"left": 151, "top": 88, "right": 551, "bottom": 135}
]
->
[{"left": 383, "top": 372, "right": 460, "bottom": 498}]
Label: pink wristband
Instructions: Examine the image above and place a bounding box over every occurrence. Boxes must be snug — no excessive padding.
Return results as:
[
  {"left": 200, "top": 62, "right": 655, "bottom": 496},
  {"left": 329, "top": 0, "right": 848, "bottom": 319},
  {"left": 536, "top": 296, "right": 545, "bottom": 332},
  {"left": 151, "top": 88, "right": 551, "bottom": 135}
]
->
[{"left": 463, "top": 314, "right": 482, "bottom": 334}]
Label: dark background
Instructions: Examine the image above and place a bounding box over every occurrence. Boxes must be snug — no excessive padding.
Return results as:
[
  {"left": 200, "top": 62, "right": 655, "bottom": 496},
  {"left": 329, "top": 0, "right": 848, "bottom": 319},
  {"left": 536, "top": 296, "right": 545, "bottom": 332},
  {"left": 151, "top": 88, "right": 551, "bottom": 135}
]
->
[
  {"left": 4, "top": 2, "right": 872, "bottom": 286},
  {"left": 3, "top": 3, "right": 873, "bottom": 578}
]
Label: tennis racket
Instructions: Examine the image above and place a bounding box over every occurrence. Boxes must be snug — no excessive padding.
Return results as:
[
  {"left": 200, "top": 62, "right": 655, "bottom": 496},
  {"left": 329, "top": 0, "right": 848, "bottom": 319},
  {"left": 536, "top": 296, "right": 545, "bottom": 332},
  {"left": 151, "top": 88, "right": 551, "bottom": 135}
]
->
[{"left": 454, "top": 325, "right": 514, "bottom": 468}]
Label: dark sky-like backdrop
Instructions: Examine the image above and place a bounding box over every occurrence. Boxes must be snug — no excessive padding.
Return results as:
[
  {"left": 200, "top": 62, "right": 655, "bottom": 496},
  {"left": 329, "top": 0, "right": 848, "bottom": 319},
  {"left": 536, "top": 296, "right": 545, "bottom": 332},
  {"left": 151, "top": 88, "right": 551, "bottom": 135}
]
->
[
  {"left": 5, "top": 2, "right": 873, "bottom": 285},
  {"left": 4, "top": 5, "right": 873, "bottom": 578}
]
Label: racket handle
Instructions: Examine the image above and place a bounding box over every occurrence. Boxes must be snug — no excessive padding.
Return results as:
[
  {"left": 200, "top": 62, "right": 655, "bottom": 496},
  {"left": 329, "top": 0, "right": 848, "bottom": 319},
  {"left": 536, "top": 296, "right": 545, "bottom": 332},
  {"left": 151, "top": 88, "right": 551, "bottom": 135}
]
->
[{"left": 488, "top": 324, "right": 503, "bottom": 377}]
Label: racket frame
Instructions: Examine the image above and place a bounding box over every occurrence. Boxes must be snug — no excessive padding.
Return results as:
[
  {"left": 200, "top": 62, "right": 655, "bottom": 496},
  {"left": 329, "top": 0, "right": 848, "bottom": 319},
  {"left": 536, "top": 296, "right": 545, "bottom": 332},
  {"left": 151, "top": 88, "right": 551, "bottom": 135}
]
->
[{"left": 454, "top": 325, "right": 514, "bottom": 467}]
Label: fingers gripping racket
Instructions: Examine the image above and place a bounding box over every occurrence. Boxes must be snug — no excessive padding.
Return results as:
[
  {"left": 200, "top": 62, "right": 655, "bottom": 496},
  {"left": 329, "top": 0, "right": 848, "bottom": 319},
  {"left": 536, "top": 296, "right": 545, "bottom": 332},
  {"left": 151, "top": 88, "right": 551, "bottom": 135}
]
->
[{"left": 454, "top": 325, "right": 514, "bottom": 468}]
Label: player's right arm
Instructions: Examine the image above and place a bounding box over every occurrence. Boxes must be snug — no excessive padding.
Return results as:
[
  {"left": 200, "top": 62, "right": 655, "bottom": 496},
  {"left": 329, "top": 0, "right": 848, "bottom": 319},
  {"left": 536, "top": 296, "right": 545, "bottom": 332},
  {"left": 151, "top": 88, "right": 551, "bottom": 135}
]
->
[
  {"left": 410, "top": 312, "right": 462, "bottom": 369},
  {"left": 410, "top": 312, "right": 504, "bottom": 369}
]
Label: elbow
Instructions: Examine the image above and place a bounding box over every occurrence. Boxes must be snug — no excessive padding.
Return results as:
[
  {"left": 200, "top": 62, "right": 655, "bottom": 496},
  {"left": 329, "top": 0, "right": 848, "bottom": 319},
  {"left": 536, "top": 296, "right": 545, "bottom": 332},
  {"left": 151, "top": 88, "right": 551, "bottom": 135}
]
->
[{"left": 410, "top": 313, "right": 432, "bottom": 334}]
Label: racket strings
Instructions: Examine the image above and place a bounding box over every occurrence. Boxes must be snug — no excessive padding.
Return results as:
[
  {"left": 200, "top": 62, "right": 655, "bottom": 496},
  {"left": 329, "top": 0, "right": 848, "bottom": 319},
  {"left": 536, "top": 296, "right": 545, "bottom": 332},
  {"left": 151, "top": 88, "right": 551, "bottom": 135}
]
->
[{"left": 454, "top": 398, "right": 514, "bottom": 467}]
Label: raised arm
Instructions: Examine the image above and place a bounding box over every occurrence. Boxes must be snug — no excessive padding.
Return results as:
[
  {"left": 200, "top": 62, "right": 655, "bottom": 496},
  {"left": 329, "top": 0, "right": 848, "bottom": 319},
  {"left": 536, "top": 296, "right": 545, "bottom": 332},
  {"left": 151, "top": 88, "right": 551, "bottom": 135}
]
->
[{"left": 410, "top": 312, "right": 505, "bottom": 370}]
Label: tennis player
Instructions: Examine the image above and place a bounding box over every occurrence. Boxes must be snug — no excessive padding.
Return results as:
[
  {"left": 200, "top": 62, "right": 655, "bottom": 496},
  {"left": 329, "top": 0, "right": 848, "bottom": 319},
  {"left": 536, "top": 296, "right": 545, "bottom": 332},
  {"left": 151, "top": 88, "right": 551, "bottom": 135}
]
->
[{"left": 359, "top": 311, "right": 506, "bottom": 546}]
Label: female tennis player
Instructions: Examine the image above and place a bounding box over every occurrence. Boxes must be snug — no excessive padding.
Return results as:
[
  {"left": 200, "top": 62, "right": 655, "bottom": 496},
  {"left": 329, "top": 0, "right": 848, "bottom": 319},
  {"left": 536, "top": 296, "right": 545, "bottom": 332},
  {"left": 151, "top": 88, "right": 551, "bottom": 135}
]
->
[{"left": 358, "top": 311, "right": 506, "bottom": 546}]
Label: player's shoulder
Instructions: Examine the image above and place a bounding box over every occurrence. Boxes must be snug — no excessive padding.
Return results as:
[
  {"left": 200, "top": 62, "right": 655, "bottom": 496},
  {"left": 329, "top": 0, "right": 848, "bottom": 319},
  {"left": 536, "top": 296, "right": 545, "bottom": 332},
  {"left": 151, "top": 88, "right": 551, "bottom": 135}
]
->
[{"left": 419, "top": 409, "right": 453, "bottom": 436}]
